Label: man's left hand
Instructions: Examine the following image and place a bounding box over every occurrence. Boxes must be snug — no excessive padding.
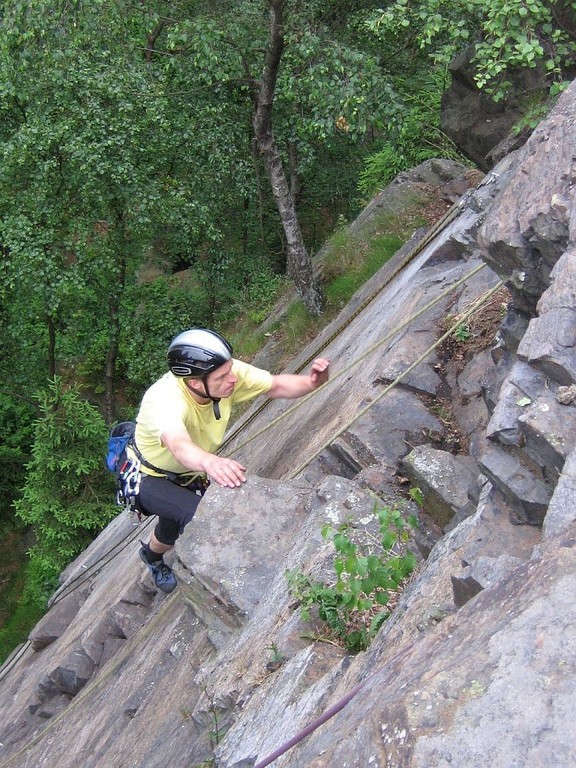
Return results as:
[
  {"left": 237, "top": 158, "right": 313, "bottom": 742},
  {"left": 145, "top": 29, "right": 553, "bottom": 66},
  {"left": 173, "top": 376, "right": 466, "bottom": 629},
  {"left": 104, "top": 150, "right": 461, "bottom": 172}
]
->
[{"left": 310, "top": 357, "right": 330, "bottom": 389}]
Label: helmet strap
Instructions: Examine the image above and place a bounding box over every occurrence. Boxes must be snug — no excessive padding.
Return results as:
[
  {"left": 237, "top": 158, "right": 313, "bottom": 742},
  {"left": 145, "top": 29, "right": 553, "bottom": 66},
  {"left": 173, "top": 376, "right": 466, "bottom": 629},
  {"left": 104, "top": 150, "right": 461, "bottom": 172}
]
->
[
  {"left": 202, "top": 377, "right": 222, "bottom": 420},
  {"left": 185, "top": 375, "right": 222, "bottom": 420}
]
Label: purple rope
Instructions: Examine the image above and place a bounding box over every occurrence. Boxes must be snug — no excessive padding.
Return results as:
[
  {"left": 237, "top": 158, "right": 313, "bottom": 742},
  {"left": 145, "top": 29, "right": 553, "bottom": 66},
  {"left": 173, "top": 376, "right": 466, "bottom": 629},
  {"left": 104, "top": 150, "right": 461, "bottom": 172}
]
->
[{"left": 253, "top": 680, "right": 366, "bottom": 768}]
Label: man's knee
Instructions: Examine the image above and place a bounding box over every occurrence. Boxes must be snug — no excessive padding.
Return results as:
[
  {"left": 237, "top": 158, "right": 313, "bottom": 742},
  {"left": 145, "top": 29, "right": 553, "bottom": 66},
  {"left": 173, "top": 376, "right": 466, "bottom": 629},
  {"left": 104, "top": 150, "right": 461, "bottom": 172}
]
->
[{"left": 154, "top": 518, "right": 180, "bottom": 546}]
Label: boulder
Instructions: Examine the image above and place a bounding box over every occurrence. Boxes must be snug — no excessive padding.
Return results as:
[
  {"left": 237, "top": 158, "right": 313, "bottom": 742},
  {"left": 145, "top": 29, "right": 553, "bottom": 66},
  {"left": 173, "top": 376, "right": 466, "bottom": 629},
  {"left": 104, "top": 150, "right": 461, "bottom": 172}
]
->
[
  {"left": 440, "top": 46, "right": 544, "bottom": 169},
  {"left": 518, "top": 249, "right": 576, "bottom": 384},
  {"left": 478, "top": 82, "right": 576, "bottom": 316},
  {"left": 400, "top": 444, "right": 480, "bottom": 530}
]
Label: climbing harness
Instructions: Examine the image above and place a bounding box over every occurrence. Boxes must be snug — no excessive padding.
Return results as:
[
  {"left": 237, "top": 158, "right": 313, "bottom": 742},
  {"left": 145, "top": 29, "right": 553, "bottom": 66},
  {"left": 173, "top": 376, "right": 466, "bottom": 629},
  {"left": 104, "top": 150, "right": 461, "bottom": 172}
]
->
[{"left": 107, "top": 420, "right": 210, "bottom": 526}]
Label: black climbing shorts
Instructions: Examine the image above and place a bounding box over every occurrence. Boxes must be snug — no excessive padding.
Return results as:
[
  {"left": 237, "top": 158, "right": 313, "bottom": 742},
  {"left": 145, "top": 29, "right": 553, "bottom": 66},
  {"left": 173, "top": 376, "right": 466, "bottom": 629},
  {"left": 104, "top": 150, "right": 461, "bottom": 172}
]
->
[{"left": 137, "top": 474, "right": 205, "bottom": 546}]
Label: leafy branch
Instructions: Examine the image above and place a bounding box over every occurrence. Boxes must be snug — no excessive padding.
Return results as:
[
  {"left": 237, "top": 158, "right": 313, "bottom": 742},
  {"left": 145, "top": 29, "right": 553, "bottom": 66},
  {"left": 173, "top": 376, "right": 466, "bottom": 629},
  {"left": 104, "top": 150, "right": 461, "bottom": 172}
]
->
[{"left": 287, "top": 504, "right": 418, "bottom": 652}]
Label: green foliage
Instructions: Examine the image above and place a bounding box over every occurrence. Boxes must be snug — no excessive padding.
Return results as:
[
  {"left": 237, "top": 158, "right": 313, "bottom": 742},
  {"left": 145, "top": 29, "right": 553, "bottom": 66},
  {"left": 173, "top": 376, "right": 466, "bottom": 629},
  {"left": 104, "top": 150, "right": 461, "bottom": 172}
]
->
[
  {"left": 13, "top": 378, "right": 117, "bottom": 606},
  {"left": 241, "top": 267, "right": 288, "bottom": 326},
  {"left": 368, "top": 0, "right": 576, "bottom": 101},
  {"left": 358, "top": 145, "right": 412, "bottom": 197},
  {"left": 0, "top": 392, "right": 36, "bottom": 515},
  {"left": 0, "top": 0, "right": 186, "bottom": 401},
  {"left": 512, "top": 96, "right": 555, "bottom": 134},
  {"left": 287, "top": 503, "right": 418, "bottom": 652},
  {"left": 279, "top": 23, "right": 400, "bottom": 142},
  {"left": 278, "top": 300, "right": 322, "bottom": 354},
  {"left": 324, "top": 231, "right": 403, "bottom": 310},
  {"left": 201, "top": 685, "right": 228, "bottom": 747},
  {"left": 0, "top": 0, "right": 409, "bottom": 414},
  {"left": 452, "top": 323, "right": 472, "bottom": 342},
  {"left": 358, "top": 70, "right": 466, "bottom": 198},
  {"left": 408, "top": 486, "right": 425, "bottom": 508},
  {"left": 265, "top": 642, "right": 286, "bottom": 667},
  {"left": 0, "top": 558, "right": 46, "bottom": 663},
  {"left": 118, "top": 277, "right": 212, "bottom": 394}
]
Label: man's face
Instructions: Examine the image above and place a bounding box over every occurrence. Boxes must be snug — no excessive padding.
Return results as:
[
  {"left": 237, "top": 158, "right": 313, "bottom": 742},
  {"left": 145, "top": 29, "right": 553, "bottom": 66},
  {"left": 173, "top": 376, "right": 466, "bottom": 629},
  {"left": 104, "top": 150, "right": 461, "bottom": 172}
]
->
[{"left": 204, "top": 360, "right": 237, "bottom": 399}]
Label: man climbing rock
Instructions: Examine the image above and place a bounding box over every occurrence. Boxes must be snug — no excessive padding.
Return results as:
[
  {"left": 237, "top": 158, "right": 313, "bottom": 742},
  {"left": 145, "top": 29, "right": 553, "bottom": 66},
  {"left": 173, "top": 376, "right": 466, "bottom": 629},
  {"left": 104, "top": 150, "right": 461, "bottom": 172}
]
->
[{"left": 132, "top": 327, "right": 330, "bottom": 592}]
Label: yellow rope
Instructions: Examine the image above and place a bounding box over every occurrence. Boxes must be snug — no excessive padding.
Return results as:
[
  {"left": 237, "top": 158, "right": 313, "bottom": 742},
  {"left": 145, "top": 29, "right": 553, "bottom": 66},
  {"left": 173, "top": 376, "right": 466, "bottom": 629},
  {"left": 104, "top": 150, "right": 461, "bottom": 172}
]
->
[
  {"left": 288, "top": 279, "right": 504, "bottom": 479},
  {"left": 218, "top": 198, "right": 467, "bottom": 453},
  {"left": 225, "top": 262, "right": 488, "bottom": 456}
]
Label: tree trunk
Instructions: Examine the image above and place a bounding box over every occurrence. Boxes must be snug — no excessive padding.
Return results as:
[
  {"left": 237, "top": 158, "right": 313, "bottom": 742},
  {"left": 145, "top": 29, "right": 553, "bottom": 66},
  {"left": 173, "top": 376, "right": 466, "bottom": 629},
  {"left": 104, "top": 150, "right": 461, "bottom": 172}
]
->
[
  {"left": 252, "top": 0, "right": 324, "bottom": 316},
  {"left": 104, "top": 291, "right": 120, "bottom": 426}
]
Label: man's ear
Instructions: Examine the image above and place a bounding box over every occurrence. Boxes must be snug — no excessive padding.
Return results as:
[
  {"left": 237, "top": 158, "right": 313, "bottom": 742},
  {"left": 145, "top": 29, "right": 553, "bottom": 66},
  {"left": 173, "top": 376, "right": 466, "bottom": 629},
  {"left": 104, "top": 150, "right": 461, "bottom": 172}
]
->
[{"left": 185, "top": 378, "right": 206, "bottom": 395}]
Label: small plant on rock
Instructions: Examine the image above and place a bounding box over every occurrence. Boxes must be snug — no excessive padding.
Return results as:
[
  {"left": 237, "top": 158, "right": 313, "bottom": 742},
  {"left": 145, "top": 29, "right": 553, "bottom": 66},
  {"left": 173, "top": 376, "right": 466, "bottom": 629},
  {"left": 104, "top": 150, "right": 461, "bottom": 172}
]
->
[
  {"left": 287, "top": 504, "right": 418, "bottom": 653},
  {"left": 408, "top": 486, "right": 425, "bottom": 508},
  {"left": 265, "top": 642, "right": 286, "bottom": 672},
  {"left": 452, "top": 322, "right": 471, "bottom": 342}
]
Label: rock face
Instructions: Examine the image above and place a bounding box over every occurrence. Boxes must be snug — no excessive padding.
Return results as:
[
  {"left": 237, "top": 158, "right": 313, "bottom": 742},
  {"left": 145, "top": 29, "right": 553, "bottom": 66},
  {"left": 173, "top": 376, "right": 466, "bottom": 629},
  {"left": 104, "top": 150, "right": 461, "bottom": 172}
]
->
[
  {"left": 439, "top": 46, "right": 553, "bottom": 170},
  {"left": 1, "top": 83, "right": 576, "bottom": 768}
]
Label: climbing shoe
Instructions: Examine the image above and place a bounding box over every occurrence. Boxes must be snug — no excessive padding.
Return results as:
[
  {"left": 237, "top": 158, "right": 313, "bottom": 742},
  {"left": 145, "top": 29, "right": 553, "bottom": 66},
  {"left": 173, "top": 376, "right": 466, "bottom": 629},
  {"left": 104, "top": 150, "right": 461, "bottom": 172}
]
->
[{"left": 139, "top": 546, "right": 177, "bottom": 593}]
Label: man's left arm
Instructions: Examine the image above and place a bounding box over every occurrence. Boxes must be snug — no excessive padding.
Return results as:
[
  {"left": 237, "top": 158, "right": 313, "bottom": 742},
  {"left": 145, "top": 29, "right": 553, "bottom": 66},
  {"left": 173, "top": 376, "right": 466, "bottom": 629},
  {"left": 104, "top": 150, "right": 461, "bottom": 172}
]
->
[{"left": 267, "top": 357, "right": 330, "bottom": 399}]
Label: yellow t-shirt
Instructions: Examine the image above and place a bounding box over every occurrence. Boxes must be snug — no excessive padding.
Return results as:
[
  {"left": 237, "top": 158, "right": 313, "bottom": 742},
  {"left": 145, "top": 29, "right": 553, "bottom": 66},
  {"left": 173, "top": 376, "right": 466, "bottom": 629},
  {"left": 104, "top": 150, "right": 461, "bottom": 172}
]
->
[{"left": 131, "top": 359, "right": 272, "bottom": 476}]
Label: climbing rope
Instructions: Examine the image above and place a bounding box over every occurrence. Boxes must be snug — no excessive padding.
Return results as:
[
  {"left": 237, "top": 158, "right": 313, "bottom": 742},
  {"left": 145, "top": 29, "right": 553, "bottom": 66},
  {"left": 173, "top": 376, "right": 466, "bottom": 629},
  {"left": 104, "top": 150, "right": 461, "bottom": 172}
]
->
[
  {"left": 219, "top": 195, "right": 464, "bottom": 454},
  {"left": 219, "top": 170, "right": 499, "bottom": 455},
  {"left": 253, "top": 680, "right": 367, "bottom": 768},
  {"left": 289, "top": 278, "right": 504, "bottom": 479},
  {"left": 0, "top": 266, "right": 497, "bottom": 702},
  {"left": 0, "top": 178, "right": 493, "bottom": 690},
  {"left": 0, "top": 591, "right": 179, "bottom": 768},
  {"left": 226, "top": 262, "right": 488, "bottom": 457},
  {"left": 0, "top": 515, "right": 156, "bottom": 685},
  {"left": 0, "top": 275, "right": 504, "bottom": 762},
  {"left": 247, "top": 285, "right": 505, "bottom": 768}
]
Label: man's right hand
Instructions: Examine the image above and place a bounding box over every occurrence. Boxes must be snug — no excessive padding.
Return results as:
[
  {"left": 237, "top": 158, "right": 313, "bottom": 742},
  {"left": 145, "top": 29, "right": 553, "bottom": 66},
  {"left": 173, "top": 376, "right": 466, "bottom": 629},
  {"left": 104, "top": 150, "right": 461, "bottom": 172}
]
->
[{"left": 202, "top": 455, "right": 247, "bottom": 488}]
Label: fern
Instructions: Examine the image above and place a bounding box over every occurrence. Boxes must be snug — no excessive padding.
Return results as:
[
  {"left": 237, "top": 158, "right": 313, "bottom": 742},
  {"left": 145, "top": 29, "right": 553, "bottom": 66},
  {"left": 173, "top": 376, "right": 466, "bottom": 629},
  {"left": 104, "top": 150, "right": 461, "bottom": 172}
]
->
[{"left": 358, "top": 70, "right": 466, "bottom": 198}]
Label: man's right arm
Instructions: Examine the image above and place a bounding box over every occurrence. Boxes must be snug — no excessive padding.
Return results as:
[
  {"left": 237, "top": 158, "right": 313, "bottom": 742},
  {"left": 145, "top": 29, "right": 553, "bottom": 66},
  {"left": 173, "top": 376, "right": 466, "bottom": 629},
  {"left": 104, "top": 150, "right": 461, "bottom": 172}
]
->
[{"left": 161, "top": 426, "right": 247, "bottom": 488}]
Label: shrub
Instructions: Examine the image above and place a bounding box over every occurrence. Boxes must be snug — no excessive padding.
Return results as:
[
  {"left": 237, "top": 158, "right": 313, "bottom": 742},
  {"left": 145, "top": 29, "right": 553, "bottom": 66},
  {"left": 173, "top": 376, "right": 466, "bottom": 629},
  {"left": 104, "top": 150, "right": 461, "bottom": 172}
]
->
[{"left": 287, "top": 503, "right": 418, "bottom": 652}]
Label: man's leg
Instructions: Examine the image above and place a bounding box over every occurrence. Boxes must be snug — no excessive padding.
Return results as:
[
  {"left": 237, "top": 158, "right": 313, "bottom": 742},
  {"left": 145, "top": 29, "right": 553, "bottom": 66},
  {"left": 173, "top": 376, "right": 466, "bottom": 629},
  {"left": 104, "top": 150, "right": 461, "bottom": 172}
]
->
[
  {"left": 137, "top": 476, "right": 202, "bottom": 592},
  {"left": 148, "top": 531, "right": 173, "bottom": 556}
]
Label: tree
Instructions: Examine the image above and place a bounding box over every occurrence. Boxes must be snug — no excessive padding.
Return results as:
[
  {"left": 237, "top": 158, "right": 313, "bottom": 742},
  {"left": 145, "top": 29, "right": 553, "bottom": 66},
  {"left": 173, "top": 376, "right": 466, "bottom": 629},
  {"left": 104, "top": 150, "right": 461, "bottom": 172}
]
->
[
  {"left": 0, "top": 0, "right": 213, "bottom": 419},
  {"left": 156, "top": 0, "right": 398, "bottom": 316},
  {"left": 0, "top": 0, "right": 400, "bottom": 413},
  {"left": 13, "top": 378, "right": 116, "bottom": 605},
  {"left": 251, "top": 0, "right": 324, "bottom": 315},
  {"left": 368, "top": 0, "right": 576, "bottom": 101}
]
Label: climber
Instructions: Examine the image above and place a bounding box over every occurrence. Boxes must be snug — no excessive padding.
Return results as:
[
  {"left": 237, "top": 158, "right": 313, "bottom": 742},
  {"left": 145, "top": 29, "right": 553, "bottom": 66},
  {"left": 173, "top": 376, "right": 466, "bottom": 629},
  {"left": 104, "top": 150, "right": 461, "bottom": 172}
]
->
[{"left": 133, "top": 327, "right": 330, "bottom": 592}]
